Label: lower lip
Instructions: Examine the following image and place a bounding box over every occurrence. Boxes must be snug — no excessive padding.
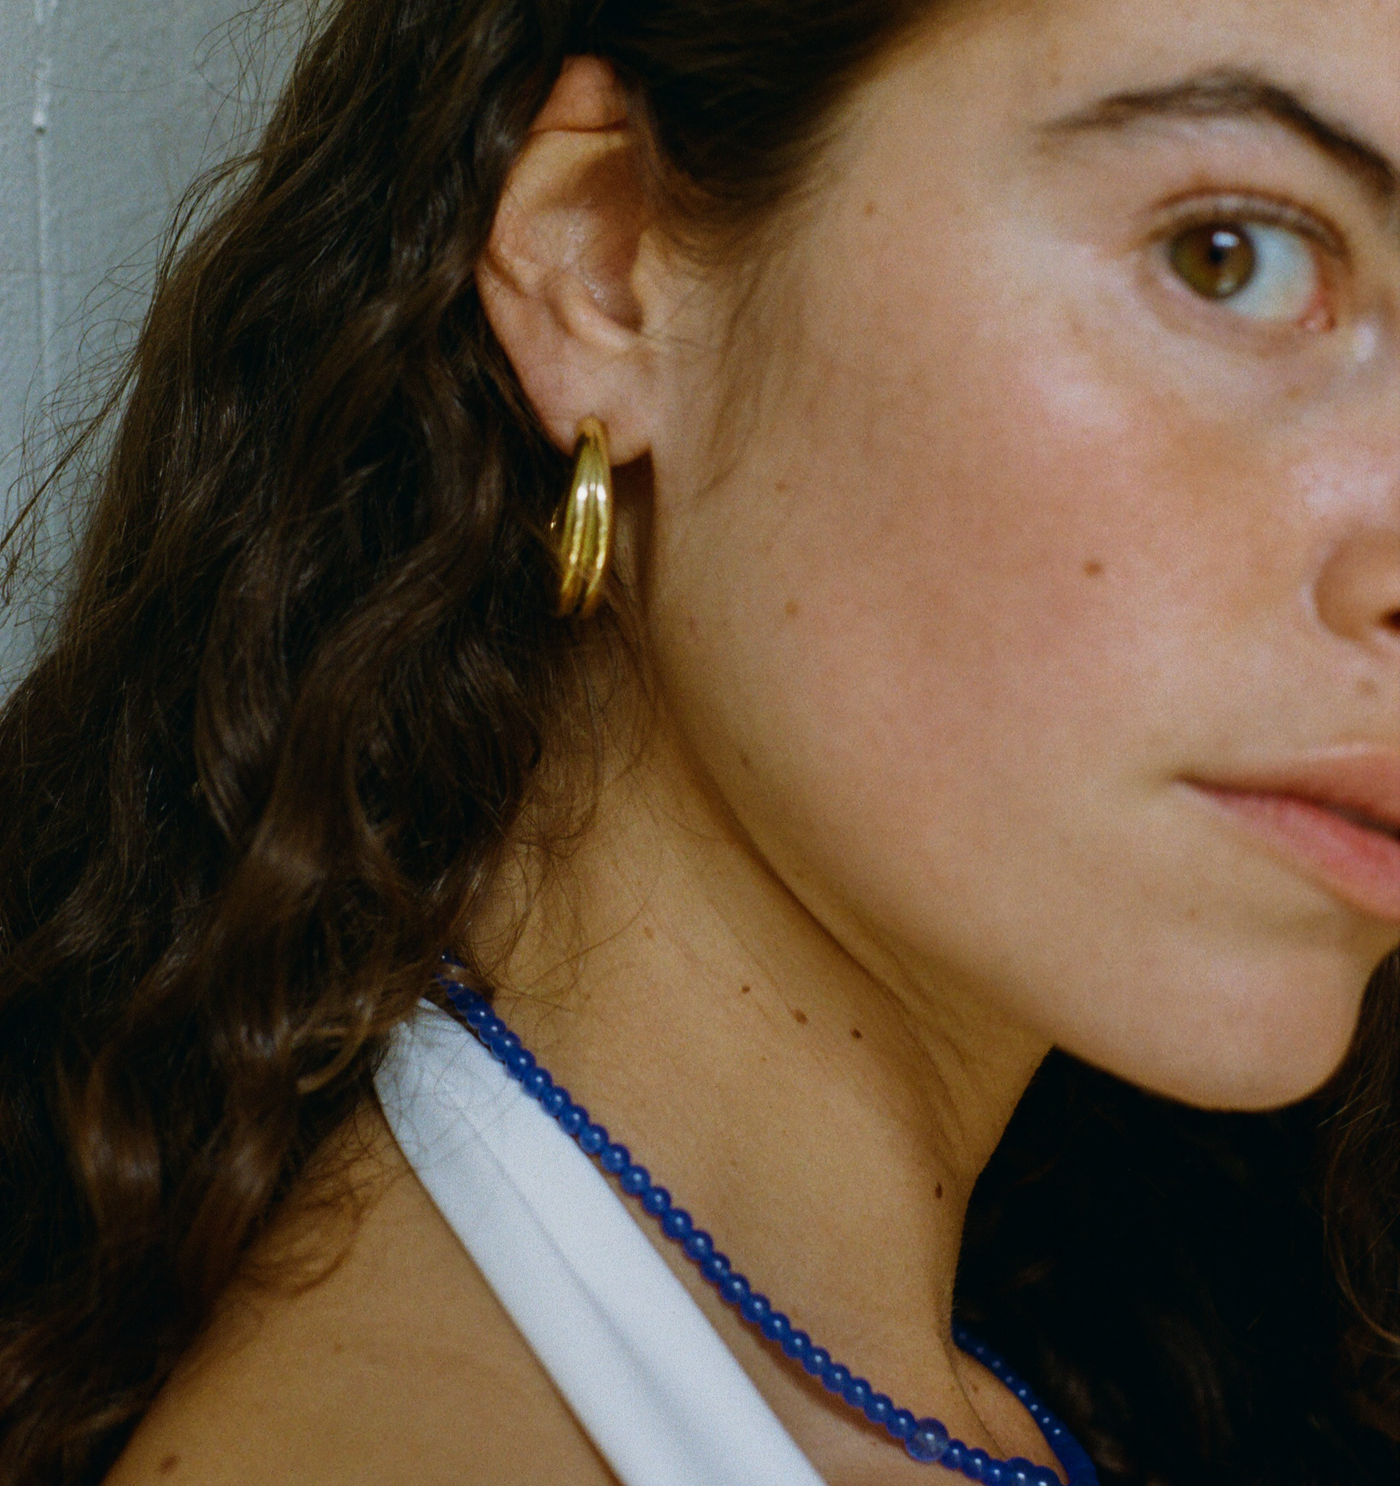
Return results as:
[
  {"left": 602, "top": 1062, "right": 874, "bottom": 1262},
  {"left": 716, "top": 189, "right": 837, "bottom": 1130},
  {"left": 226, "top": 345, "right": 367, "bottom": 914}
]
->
[{"left": 1193, "top": 786, "right": 1400, "bottom": 921}]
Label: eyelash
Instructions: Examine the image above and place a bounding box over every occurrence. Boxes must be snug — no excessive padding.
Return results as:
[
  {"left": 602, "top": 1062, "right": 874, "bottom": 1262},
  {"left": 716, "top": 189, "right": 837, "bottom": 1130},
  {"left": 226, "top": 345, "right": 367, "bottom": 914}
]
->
[{"left": 1158, "top": 191, "right": 1344, "bottom": 256}]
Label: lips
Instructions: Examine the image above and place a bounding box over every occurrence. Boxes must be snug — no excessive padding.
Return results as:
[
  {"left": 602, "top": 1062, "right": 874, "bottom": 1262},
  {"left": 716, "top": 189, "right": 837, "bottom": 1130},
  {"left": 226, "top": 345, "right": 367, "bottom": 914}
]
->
[
  {"left": 1322, "top": 803, "right": 1400, "bottom": 841},
  {"left": 1188, "top": 753, "right": 1400, "bottom": 922}
]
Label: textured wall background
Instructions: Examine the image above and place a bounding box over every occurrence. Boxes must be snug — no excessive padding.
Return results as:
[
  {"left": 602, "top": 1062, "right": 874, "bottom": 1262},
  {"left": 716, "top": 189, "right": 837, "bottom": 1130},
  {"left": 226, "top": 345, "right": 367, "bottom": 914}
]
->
[{"left": 0, "top": 1, "right": 292, "bottom": 693}]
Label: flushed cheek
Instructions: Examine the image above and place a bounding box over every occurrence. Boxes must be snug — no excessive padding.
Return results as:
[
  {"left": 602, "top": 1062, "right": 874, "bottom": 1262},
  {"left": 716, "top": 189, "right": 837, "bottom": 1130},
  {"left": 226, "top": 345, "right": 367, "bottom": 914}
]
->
[{"left": 831, "top": 326, "right": 1247, "bottom": 740}]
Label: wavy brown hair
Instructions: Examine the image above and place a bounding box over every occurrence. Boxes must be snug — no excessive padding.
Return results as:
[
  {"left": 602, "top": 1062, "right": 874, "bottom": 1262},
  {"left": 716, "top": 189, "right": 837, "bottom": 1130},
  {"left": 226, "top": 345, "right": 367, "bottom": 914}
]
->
[{"left": 0, "top": 2, "right": 1397, "bottom": 1483}]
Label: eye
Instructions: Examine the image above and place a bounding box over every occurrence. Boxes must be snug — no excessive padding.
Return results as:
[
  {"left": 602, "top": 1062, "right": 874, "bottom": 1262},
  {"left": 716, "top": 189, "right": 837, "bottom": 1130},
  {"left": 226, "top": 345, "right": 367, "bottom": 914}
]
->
[{"left": 1166, "top": 220, "right": 1326, "bottom": 325}]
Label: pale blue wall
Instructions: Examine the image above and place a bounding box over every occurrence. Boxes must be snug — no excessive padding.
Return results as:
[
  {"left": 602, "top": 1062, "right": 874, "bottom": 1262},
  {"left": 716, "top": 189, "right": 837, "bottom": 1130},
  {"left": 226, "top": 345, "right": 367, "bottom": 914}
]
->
[{"left": 0, "top": 1, "right": 292, "bottom": 692}]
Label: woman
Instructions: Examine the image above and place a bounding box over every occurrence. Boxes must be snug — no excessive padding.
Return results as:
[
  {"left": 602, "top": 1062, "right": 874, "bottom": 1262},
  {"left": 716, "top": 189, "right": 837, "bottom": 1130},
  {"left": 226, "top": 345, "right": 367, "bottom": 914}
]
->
[{"left": 1, "top": 0, "right": 1397, "bottom": 1481}]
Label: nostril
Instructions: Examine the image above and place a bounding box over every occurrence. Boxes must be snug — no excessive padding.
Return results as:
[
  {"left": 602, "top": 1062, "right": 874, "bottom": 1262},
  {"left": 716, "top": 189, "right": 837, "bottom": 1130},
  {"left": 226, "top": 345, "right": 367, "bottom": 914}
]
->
[{"left": 1315, "top": 533, "right": 1400, "bottom": 645}]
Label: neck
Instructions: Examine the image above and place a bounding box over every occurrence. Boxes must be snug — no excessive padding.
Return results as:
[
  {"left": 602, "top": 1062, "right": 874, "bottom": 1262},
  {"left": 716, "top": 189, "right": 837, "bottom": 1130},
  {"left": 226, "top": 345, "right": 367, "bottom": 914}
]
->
[{"left": 475, "top": 698, "right": 1051, "bottom": 1475}]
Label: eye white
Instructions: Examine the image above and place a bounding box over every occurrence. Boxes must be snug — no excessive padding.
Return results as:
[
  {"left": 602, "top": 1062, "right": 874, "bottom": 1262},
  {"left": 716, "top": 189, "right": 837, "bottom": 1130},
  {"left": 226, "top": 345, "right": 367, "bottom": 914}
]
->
[{"left": 1215, "top": 223, "right": 1321, "bottom": 323}]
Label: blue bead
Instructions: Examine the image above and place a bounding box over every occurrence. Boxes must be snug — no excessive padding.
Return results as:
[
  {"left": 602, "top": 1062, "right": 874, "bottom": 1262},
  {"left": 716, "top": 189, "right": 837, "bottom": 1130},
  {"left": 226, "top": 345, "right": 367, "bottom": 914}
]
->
[
  {"left": 1029, "top": 1470, "right": 1062, "bottom": 1486},
  {"left": 942, "top": 1440, "right": 968, "bottom": 1471},
  {"left": 782, "top": 1329, "right": 811, "bottom": 1361},
  {"left": 886, "top": 1408, "right": 915, "bottom": 1441},
  {"left": 662, "top": 1207, "right": 693, "bottom": 1240},
  {"left": 820, "top": 1362, "right": 850, "bottom": 1395},
  {"left": 491, "top": 1031, "right": 521, "bottom": 1062},
  {"left": 541, "top": 1086, "right": 568, "bottom": 1117},
  {"left": 701, "top": 1251, "right": 731, "bottom": 1284},
  {"left": 558, "top": 1104, "right": 586, "bottom": 1136},
  {"left": 842, "top": 1376, "right": 871, "bottom": 1410},
  {"left": 578, "top": 1123, "right": 608, "bottom": 1155},
  {"left": 720, "top": 1272, "right": 750, "bottom": 1306},
  {"left": 905, "top": 1418, "right": 950, "bottom": 1463},
  {"left": 762, "top": 1311, "right": 791, "bottom": 1343},
  {"left": 964, "top": 1447, "right": 993, "bottom": 1480},
  {"left": 802, "top": 1346, "right": 831, "bottom": 1377},
  {"left": 523, "top": 1067, "right": 552, "bottom": 1098},
  {"left": 642, "top": 1185, "right": 671, "bottom": 1216},
  {"left": 506, "top": 1047, "right": 535, "bottom": 1079},
  {"left": 684, "top": 1229, "right": 714, "bottom": 1262},
  {"left": 478, "top": 1015, "right": 504, "bottom": 1039},
  {"left": 864, "top": 1393, "right": 894, "bottom": 1426},
  {"left": 1056, "top": 1442, "right": 1094, "bottom": 1479},
  {"left": 619, "top": 1163, "right": 650, "bottom": 1194},
  {"left": 739, "top": 1292, "right": 771, "bottom": 1325},
  {"left": 600, "top": 1142, "right": 629, "bottom": 1174},
  {"left": 982, "top": 1460, "right": 1009, "bottom": 1485},
  {"left": 1003, "top": 1460, "right": 1038, "bottom": 1485},
  {"left": 464, "top": 1001, "right": 491, "bottom": 1026}
]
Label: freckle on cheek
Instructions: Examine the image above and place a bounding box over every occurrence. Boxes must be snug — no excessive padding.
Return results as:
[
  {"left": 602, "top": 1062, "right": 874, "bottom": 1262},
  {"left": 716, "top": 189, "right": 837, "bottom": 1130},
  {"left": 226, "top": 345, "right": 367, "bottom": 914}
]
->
[
  {"left": 784, "top": 600, "right": 800, "bottom": 620},
  {"left": 1083, "top": 560, "right": 1105, "bottom": 578}
]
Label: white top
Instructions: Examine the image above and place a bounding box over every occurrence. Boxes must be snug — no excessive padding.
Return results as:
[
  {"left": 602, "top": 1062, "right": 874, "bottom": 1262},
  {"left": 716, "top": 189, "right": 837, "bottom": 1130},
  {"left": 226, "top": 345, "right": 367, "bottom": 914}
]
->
[{"left": 375, "top": 1002, "right": 828, "bottom": 1486}]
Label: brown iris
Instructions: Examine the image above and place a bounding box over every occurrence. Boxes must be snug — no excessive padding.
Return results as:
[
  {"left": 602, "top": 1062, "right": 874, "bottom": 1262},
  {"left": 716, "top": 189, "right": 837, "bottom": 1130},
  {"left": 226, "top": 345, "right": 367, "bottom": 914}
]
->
[{"left": 1169, "top": 224, "right": 1257, "bottom": 300}]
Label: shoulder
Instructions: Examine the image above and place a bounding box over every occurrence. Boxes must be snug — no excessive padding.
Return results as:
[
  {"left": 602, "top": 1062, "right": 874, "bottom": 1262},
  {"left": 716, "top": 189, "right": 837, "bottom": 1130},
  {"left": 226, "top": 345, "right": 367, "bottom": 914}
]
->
[{"left": 104, "top": 1106, "right": 617, "bottom": 1486}]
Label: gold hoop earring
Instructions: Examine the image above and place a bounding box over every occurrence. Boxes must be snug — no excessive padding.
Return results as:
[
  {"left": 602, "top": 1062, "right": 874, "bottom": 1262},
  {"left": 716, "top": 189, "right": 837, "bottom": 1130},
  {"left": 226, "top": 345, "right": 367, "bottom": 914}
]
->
[{"left": 551, "top": 417, "right": 614, "bottom": 619}]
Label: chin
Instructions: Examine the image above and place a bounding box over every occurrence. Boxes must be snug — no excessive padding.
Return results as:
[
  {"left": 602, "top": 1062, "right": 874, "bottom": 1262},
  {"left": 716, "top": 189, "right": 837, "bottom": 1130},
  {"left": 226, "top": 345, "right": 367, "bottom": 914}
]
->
[
  {"left": 1063, "top": 955, "right": 1378, "bottom": 1115},
  {"left": 1130, "top": 1020, "right": 1362, "bottom": 1113}
]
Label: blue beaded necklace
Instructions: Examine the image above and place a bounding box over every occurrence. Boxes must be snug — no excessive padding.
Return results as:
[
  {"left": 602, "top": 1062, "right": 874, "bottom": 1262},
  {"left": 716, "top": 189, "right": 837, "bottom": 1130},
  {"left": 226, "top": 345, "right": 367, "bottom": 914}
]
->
[{"left": 438, "top": 971, "right": 1100, "bottom": 1486}]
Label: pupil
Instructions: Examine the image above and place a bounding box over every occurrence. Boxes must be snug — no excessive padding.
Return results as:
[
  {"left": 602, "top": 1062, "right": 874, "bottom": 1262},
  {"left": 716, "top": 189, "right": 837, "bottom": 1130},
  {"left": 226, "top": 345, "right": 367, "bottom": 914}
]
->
[
  {"left": 1172, "top": 224, "right": 1256, "bottom": 299},
  {"left": 1207, "top": 230, "right": 1240, "bottom": 264}
]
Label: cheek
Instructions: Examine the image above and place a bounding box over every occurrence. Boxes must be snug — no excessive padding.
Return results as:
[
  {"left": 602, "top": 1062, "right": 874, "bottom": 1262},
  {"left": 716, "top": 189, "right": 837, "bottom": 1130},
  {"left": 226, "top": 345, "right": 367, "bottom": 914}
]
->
[
  {"left": 647, "top": 206, "right": 1379, "bottom": 1111},
  {"left": 709, "top": 280, "right": 1178, "bottom": 804}
]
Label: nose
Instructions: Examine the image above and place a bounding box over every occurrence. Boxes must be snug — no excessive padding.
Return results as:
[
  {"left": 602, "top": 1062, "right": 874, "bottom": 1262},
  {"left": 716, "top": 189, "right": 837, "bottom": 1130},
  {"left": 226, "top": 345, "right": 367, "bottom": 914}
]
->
[{"left": 1315, "top": 529, "right": 1400, "bottom": 651}]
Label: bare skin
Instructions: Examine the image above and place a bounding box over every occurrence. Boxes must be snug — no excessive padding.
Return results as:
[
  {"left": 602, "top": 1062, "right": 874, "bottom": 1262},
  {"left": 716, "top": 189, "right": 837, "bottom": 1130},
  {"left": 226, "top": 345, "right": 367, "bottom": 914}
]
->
[
  {"left": 109, "top": 0, "right": 1400, "bottom": 1480},
  {"left": 106, "top": 1114, "right": 621, "bottom": 1486}
]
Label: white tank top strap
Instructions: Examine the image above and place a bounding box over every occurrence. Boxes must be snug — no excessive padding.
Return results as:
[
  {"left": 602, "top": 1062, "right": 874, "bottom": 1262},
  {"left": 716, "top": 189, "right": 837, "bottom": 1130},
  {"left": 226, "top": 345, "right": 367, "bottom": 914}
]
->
[{"left": 375, "top": 1002, "right": 829, "bottom": 1486}]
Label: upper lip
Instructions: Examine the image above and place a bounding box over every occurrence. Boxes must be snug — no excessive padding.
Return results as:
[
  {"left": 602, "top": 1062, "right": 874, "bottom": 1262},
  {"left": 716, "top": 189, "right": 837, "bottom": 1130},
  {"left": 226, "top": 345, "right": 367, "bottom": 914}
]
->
[{"left": 1190, "top": 750, "right": 1400, "bottom": 840}]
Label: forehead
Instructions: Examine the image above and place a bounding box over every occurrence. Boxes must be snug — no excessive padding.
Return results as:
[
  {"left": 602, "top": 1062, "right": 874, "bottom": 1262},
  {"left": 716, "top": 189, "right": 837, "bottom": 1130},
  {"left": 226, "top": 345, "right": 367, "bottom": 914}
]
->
[{"left": 918, "top": 0, "right": 1399, "bottom": 140}]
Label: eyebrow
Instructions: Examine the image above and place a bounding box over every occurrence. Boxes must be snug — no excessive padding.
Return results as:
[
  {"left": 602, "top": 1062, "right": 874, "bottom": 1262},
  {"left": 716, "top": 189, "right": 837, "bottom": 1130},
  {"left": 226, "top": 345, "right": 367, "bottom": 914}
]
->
[{"left": 1040, "top": 67, "right": 1398, "bottom": 226}]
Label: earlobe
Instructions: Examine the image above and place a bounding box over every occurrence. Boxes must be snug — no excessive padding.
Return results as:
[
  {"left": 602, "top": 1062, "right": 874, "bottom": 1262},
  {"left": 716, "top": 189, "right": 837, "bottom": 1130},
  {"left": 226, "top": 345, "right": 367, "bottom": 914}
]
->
[{"left": 477, "top": 59, "right": 660, "bottom": 461}]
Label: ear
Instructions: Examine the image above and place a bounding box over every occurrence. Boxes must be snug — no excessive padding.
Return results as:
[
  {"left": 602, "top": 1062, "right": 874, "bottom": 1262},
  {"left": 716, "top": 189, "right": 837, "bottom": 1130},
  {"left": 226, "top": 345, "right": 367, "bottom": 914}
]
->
[{"left": 477, "top": 57, "right": 668, "bottom": 462}]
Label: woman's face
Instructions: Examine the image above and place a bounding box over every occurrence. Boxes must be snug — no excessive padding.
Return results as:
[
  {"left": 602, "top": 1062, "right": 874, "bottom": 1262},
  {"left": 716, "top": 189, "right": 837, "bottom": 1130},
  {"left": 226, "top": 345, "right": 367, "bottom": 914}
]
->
[{"left": 642, "top": 0, "right": 1400, "bottom": 1108}]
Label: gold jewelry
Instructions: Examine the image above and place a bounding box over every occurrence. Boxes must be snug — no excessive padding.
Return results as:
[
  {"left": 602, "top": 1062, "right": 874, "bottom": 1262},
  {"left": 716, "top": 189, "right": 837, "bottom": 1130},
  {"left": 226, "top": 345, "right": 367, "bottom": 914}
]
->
[{"left": 551, "top": 417, "right": 614, "bottom": 619}]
